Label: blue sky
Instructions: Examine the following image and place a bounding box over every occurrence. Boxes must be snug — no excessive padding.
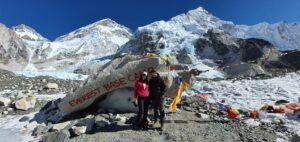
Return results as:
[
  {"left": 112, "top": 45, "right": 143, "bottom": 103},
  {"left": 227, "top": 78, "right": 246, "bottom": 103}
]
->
[{"left": 0, "top": 0, "right": 299, "bottom": 40}]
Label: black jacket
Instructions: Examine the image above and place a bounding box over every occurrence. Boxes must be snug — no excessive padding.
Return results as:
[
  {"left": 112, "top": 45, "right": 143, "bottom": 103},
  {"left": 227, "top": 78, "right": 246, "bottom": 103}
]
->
[{"left": 149, "top": 76, "right": 166, "bottom": 99}]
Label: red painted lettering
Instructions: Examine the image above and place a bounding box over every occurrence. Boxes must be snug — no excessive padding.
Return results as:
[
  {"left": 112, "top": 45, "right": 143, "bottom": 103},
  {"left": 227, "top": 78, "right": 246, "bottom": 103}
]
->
[
  {"left": 94, "top": 88, "right": 101, "bottom": 94},
  {"left": 69, "top": 87, "right": 102, "bottom": 107},
  {"left": 104, "top": 83, "right": 112, "bottom": 91},
  {"left": 119, "top": 77, "right": 126, "bottom": 86},
  {"left": 69, "top": 100, "right": 76, "bottom": 106},
  {"left": 113, "top": 80, "right": 120, "bottom": 87},
  {"left": 128, "top": 74, "right": 136, "bottom": 81},
  {"left": 73, "top": 99, "right": 82, "bottom": 105}
]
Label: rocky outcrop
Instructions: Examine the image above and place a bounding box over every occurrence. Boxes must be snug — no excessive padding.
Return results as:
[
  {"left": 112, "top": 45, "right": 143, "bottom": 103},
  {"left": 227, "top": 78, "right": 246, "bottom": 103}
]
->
[
  {"left": 134, "top": 32, "right": 165, "bottom": 53},
  {"left": 280, "top": 50, "right": 300, "bottom": 70},
  {"left": 238, "top": 38, "right": 273, "bottom": 62},
  {"left": 196, "top": 29, "right": 275, "bottom": 63},
  {"left": 0, "top": 24, "right": 29, "bottom": 67},
  {"left": 195, "top": 30, "right": 280, "bottom": 77}
]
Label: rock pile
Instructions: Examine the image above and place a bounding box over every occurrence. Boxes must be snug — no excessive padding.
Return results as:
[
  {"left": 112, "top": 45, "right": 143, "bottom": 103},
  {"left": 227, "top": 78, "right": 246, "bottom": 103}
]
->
[{"left": 39, "top": 113, "right": 130, "bottom": 141}]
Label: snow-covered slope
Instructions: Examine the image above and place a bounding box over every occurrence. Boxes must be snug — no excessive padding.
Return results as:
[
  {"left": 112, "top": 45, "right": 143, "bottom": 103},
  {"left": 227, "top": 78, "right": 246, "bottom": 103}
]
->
[
  {"left": 134, "top": 7, "right": 300, "bottom": 52},
  {"left": 32, "top": 19, "right": 132, "bottom": 71},
  {"left": 0, "top": 19, "right": 132, "bottom": 72},
  {"left": 118, "top": 6, "right": 299, "bottom": 79},
  {"left": 222, "top": 22, "right": 300, "bottom": 51},
  {"left": 1, "top": 6, "right": 299, "bottom": 75},
  {"left": 194, "top": 72, "right": 300, "bottom": 110},
  {"left": 127, "top": 7, "right": 230, "bottom": 55},
  {"left": 45, "top": 19, "right": 131, "bottom": 60},
  {"left": 12, "top": 24, "right": 48, "bottom": 41}
]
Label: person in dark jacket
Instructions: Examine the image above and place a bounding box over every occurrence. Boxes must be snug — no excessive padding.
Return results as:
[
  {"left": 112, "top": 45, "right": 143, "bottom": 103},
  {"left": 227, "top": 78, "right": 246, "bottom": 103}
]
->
[
  {"left": 134, "top": 71, "right": 150, "bottom": 129},
  {"left": 149, "top": 70, "right": 166, "bottom": 130}
]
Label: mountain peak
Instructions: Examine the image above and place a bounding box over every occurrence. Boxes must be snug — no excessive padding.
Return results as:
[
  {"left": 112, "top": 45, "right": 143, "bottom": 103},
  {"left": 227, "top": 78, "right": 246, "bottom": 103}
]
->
[
  {"left": 138, "top": 6, "right": 228, "bottom": 36},
  {"left": 13, "top": 24, "right": 35, "bottom": 32},
  {"left": 92, "top": 18, "right": 119, "bottom": 27},
  {"left": 12, "top": 24, "right": 48, "bottom": 41},
  {"left": 55, "top": 18, "right": 132, "bottom": 42},
  {"left": 188, "top": 6, "right": 209, "bottom": 15}
]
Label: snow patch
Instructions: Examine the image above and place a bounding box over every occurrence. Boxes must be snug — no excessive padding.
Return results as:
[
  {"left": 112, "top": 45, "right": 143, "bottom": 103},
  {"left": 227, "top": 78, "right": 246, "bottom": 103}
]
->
[
  {"left": 193, "top": 73, "right": 300, "bottom": 110},
  {"left": 0, "top": 113, "right": 39, "bottom": 142},
  {"left": 14, "top": 71, "right": 89, "bottom": 81}
]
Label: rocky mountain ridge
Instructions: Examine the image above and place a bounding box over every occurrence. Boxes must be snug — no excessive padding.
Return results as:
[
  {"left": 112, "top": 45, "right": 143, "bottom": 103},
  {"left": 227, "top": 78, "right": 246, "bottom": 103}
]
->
[
  {"left": 0, "top": 19, "right": 132, "bottom": 71},
  {"left": 0, "top": 7, "right": 299, "bottom": 73}
]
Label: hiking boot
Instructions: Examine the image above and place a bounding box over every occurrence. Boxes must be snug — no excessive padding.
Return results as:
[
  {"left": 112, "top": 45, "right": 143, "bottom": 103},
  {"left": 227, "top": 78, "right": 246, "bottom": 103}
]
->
[
  {"left": 159, "top": 121, "right": 164, "bottom": 131},
  {"left": 142, "top": 125, "right": 149, "bottom": 130}
]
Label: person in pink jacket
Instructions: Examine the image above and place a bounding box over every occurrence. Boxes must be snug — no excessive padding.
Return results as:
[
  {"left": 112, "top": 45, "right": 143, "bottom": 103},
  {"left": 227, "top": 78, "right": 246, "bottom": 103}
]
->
[{"left": 134, "top": 71, "right": 150, "bottom": 129}]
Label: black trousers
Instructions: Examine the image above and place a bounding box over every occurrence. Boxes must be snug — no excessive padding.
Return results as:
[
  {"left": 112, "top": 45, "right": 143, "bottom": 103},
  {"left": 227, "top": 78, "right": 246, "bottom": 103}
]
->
[
  {"left": 151, "top": 97, "right": 165, "bottom": 123},
  {"left": 137, "top": 97, "right": 149, "bottom": 126}
]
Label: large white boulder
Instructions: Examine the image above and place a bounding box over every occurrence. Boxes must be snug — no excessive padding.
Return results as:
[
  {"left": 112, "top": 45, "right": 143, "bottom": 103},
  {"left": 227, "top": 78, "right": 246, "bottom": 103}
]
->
[
  {"left": 15, "top": 96, "right": 36, "bottom": 110},
  {"left": 72, "top": 126, "right": 87, "bottom": 136},
  {"left": 0, "top": 97, "right": 11, "bottom": 107},
  {"left": 52, "top": 121, "right": 71, "bottom": 131},
  {"left": 196, "top": 113, "right": 210, "bottom": 120},
  {"left": 46, "top": 83, "right": 59, "bottom": 90}
]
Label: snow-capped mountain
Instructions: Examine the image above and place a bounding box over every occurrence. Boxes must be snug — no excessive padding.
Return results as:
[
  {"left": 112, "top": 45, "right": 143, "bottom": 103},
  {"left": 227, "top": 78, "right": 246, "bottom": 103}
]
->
[
  {"left": 0, "top": 19, "right": 132, "bottom": 71},
  {"left": 12, "top": 24, "right": 48, "bottom": 41},
  {"left": 28, "top": 19, "right": 132, "bottom": 71},
  {"left": 0, "top": 6, "right": 299, "bottom": 73},
  {"left": 56, "top": 18, "right": 131, "bottom": 43},
  {"left": 126, "top": 7, "right": 299, "bottom": 54},
  {"left": 119, "top": 7, "right": 232, "bottom": 57},
  {"left": 222, "top": 22, "right": 300, "bottom": 51},
  {"left": 118, "top": 6, "right": 299, "bottom": 78}
]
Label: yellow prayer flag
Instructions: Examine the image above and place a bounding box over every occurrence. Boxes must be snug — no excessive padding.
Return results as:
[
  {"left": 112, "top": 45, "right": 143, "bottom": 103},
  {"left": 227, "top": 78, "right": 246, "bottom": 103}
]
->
[{"left": 170, "top": 82, "right": 190, "bottom": 112}]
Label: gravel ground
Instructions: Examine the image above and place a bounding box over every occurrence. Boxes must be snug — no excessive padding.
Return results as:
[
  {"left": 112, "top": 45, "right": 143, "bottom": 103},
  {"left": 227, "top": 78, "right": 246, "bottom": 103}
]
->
[
  {"left": 66, "top": 110, "right": 278, "bottom": 142},
  {"left": 0, "top": 69, "right": 82, "bottom": 93},
  {"left": 0, "top": 69, "right": 296, "bottom": 142}
]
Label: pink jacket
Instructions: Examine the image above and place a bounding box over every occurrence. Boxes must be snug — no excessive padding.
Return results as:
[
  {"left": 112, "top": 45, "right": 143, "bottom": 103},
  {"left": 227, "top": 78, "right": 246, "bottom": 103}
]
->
[{"left": 134, "top": 80, "right": 150, "bottom": 98}]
